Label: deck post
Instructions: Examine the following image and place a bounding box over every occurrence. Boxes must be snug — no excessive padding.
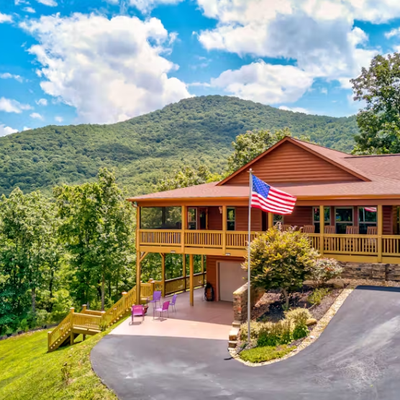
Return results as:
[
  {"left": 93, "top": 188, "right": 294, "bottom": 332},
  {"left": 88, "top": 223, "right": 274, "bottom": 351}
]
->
[
  {"left": 183, "top": 254, "right": 187, "bottom": 291},
  {"left": 181, "top": 205, "right": 187, "bottom": 252},
  {"left": 161, "top": 253, "right": 166, "bottom": 297},
  {"left": 136, "top": 206, "right": 141, "bottom": 305},
  {"left": 122, "top": 291, "right": 127, "bottom": 310},
  {"left": 189, "top": 254, "right": 194, "bottom": 306},
  {"left": 320, "top": 205, "right": 325, "bottom": 255},
  {"left": 81, "top": 304, "right": 87, "bottom": 313},
  {"left": 378, "top": 204, "right": 383, "bottom": 262},
  {"left": 268, "top": 212, "right": 273, "bottom": 229},
  {"left": 69, "top": 307, "right": 75, "bottom": 345},
  {"left": 201, "top": 255, "right": 205, "bottom": 285},
  {"left": 222, "top": 205, "right": 227, "bottom": 254}
]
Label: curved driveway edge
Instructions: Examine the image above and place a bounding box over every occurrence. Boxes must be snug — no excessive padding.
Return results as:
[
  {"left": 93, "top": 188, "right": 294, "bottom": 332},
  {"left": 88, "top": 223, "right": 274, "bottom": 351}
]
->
[{"left": 92, "top": 286, "right": 400, "bottom": 400}]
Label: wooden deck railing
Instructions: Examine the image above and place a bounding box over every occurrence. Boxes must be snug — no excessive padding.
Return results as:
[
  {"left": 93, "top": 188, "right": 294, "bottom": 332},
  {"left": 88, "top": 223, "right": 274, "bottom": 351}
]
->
[{"left": 165, "top": 272, "right": 206, "bottom": 296}]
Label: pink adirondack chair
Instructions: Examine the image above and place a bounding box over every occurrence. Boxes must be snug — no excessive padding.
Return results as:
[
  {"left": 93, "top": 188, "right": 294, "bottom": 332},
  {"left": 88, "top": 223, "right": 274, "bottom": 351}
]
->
[
  {"left": 153, "top": 301, "right": 170, "bottom": 320},
  {"left": 131, "top": 305, "right": 145, "bottom": 324}
]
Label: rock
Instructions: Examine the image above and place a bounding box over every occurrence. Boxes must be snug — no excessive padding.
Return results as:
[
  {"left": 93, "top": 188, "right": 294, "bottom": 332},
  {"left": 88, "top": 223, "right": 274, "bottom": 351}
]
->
[
  {"left": 333, "top": 280, "right": 345, "bottom": 289},
  {"left": 306, "top": 318, "right": 317, "bottom": 326}
]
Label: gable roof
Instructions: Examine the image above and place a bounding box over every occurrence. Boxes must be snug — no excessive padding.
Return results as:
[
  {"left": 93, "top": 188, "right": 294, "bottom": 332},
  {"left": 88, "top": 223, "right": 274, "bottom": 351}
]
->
[{"left": 217, "top": 136, "right": 370, "bottom": 185}]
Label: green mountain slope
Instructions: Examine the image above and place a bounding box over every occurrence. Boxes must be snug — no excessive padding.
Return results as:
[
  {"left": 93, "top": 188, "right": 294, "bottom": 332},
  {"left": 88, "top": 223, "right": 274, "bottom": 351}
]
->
[{"left": 0, "top": 96, "right": 358, "bottom": 196}]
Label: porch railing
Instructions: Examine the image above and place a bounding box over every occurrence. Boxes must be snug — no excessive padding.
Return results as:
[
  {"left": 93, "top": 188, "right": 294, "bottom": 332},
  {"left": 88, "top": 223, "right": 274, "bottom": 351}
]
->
[{"left": 164, "top": 272, "right": 206, "bottom": 296}]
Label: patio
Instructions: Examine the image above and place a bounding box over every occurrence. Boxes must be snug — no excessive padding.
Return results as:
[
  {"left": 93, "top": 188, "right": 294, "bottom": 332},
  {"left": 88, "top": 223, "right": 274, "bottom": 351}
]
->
[{"left": 110, "top": 289, "right": 233, "bottom": 340}]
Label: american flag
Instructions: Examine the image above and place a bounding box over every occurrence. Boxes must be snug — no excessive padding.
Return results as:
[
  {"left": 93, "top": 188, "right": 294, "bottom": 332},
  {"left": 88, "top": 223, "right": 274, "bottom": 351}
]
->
[
  {"left": 251, "top": 175, "right": 297, "bottom": 215},
  {"left": 365, "top": 207, "right": 377, "bottom": 212}
]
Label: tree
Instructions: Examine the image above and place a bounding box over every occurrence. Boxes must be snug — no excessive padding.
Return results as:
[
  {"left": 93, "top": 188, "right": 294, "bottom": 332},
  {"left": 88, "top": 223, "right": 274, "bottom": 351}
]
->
[
  {"left": 227, "top": 128, "right": 291, "bottom": 172},
  {"left": 243, "top": 227, "right": 319, "bottom": 308},
  {"left": 351, "top": 53, "right": 400, "bottom": 154},
  {"left": 54, "top": 168, "right": 134, "bottom": 310}
]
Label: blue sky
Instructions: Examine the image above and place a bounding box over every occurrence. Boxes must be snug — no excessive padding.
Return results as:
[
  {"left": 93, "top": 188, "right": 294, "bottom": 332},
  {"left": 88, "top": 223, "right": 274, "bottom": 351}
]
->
[{"left": 1, "top": 0, "right": 400, "bottom": 135}]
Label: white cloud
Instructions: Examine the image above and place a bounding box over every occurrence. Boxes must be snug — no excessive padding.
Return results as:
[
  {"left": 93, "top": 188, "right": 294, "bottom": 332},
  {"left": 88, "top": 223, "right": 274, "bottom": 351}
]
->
[
  {"left": 55, "top": 116, "right": 63, "bottom": 122},
  {"left": 21, "top": 13, "right": 191, "bottom": 124},
  {"left": 128, "top": 0, "right": 183, "bottom": 13},
  {"left": 0, "top": 98, "right": 32, "bottom": 113},
  {"left": 23, "top": 126, "right": 31, "bottom": 131},
  {"left": 0, "top": 13, "right": 13, "bottom": 23},
  {"left": 36, "top": 98, "right": 48, "bottom": 106},
  {"left": 30, "top": 112, "right": 44, "bottom": 120},
  {"left": 0, "top": 124, "right": 18, "bottom": 137},
  {"left": 23, "top": 7, "right": 36, "bottom": 13},
  {"left": 36, "top": 0, "right": 58, "bottom": 6},
  {"left": 279, "top": 105, "right": 310, "bottom": 114},
  {"left": 210, "top": 61, "right": 313, "bottom": 104},
  {"left": 385, "top": 27, "right": 400, "bottom": 39},
  {"left": 0, "top": 73, "right": 23, "bottom": 82}
]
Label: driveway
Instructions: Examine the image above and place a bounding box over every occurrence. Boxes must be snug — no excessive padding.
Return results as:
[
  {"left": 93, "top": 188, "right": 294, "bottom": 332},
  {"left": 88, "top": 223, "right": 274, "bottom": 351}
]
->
[{"left": 92, "top": 286, "right": 400, "bottom": 400}]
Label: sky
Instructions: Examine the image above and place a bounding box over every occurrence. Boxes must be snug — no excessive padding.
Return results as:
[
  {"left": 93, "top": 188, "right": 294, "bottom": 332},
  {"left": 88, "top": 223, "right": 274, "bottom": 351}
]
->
[{"left": 1, "top": 0, "right": 400, "bottom": 135}]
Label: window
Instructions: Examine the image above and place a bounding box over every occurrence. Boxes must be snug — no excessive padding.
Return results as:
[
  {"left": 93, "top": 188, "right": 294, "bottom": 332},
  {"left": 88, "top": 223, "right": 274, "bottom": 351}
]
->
[
  {"left": 313, "top": 207, "right": 331, "bottom": 233},
  {"left": 188, "top": 208, "right": 197, "bottom": 230},
  {"left": 140, "top": 207, "right": 181, "bottom": 229},
  {"left": 227, "top": 207, "right": 235, "bottom": 231},
  {"left": 358, "top": 207, "right": 377, "bottom": 234},
  {"left": 335, "top": 207, "right": 353, "bottom": 234}
]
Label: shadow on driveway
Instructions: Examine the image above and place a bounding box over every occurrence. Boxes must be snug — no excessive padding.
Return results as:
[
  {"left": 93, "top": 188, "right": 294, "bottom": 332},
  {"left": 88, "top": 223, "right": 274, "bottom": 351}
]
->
[{"left": 92, "top": 286, "right": 400, "bottom": 400}]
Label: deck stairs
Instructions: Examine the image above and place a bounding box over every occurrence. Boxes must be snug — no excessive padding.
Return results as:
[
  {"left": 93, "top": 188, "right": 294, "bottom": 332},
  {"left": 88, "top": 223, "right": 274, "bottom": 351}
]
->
[{"left": 48, "top": 282, "right": 158, "bottom": 352}]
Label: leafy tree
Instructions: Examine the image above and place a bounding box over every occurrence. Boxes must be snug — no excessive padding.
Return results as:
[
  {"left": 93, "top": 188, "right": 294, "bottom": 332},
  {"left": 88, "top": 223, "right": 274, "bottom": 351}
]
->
[
  {"left": 54, "top": 168, "right": 134, "bottom": 310},
  {"left": 0, "top": 188, "right": 58, "bottom": 327},
  {"left": 351, "top": 53, "right": 400, "bottom": 154},
  {"left": 243, "top": 227, "right": 319, "bottom": 308}
]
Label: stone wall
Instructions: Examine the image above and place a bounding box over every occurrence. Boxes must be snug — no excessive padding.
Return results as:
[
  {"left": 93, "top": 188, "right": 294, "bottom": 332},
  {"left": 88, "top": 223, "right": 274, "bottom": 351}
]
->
[
  {"left": 341, "top": 262, "right": 400, "bottom": 281},
  {"left": 233, "top": 282, "right": 265, "bottom": 323}
]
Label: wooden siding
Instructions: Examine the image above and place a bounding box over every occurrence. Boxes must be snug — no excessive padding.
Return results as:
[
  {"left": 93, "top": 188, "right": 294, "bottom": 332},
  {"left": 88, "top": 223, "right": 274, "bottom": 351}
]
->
[
  {"left": 206, "top": 255, "right": 245, "bottom": 302},
  {"left": 208, "top": 206, "right": 222, "bottom": 230},
  {"left": 383, "top": 206, "right": 393, "bottom": 235},
  {"left": 284, "top": 206, "right": 313, "bottom": 227},
  {"left": 224, "top": 141, "right": 360, "bottom": 185},
  {"left": 235, "top": 207, "right": 262, "bottom": 231}
]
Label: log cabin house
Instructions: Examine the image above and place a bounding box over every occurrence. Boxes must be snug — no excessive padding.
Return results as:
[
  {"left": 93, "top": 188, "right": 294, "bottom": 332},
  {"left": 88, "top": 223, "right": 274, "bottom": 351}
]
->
[{"left": 127, "top": 137, "right": 400, "bottom": 306}]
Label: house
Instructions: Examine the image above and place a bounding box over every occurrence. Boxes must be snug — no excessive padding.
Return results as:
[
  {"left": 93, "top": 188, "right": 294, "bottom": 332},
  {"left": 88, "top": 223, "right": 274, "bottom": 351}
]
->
[{"left": 127, "top": 136, "right": 400, "bottom": 305}]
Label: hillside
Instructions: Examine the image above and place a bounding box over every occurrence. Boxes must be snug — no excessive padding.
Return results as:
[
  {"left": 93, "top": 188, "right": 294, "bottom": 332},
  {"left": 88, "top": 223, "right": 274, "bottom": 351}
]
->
[{"left": 0, "top": 96, "right": 359, "bottom": 196}]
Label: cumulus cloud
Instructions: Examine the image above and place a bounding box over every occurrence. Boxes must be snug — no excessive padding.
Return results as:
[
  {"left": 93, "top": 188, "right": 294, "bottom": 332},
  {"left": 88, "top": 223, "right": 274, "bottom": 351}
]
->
[
  {"left": 30, "top": 112, "right": 44, "bottom": 120},
  {"left": 36, "top": 0, "right": 58, "bottom": 6},
  {"left": 36, "top": 98, "right": 48, "bottom": 106},
  {"left": 0, "top": 73, "right": 23, "bottom": 82},
  {"left": 0, "top": 124, "right": 18, "bottom": 137},
  {"left": 385, "top": 27, "right": 400, "bottom": 39},
  {"left": 196, "top": 0, "right": 379, "bottom": 96},
  {"left": 210, "top": 61, "right": 313, "bottom": 104},
  {"left": 128, "top": 0, "right": 183, "bottom": 13},
  {"left": 0, "top": 98, "right": 32, "bottom": 113},
  {"left": 21, "top": 13, "right": 190, "bottom": 124},
  {"left": 279, "top": 105, "right": 310, "bottom": 114},
  {"left": 55, "top": 116, "right": 63, "bottom": 122},
  {"left": 23, "top": 7, "right": 36, "bottom": 13},
  {"left": 0, "top": 13, "right": 13, "bottom": 23}
]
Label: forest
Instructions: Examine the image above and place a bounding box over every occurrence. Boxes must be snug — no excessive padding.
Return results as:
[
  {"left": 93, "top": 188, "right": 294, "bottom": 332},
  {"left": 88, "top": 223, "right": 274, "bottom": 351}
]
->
[{"left": 0, "top": 96, "right": 358, "bottom": 197}]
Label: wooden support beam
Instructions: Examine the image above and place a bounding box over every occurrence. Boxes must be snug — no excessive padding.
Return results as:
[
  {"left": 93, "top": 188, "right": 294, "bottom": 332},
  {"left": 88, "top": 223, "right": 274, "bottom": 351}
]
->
[
  {"left": 182, "top": 254, "right": 187, "bottom": 291},
  {"left": 136, "top": 250, "right": 141, "bottom": 305},
  {"left": 222, "top": 205, "right": 227, "bottom": 254},
  {"left": 378, "top": 204, "right": 383, "bottom": 262},
  {"left": 139, "top": 251, "right": 148, "bottom": 264},
  {"left": 268, "top": 212, "right": 273, "bottom": 229},
  {"left": 320, "top": 205, "right": 325, "bottom": 255},
  {"left": 189, "top": 254, "right": 194, "bottom": 306},
  {"left": 161, "top": 253, "right": 166, "bottom": 297},
  {"left": 181, "top": 205, "right": 187, "bottom": 252}
]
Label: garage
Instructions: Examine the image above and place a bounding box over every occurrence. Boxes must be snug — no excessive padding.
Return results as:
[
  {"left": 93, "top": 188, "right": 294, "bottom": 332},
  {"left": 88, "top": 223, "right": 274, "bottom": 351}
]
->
[{"left": 218, "top": 261, "right": 247, "bottom": 302}]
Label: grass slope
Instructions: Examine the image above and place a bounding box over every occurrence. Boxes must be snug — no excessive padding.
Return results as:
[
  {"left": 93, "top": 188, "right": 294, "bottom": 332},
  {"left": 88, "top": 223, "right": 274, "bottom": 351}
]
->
[
  {"left": 0, "top": 96, "right": 358, "bottom": 196},
  {"left": 0, "top": 324, "right": 122, "bottom": 400}
]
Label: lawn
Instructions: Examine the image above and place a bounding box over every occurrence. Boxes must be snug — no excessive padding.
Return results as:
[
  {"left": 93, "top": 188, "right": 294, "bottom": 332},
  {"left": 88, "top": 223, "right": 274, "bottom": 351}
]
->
[{"left": 0, "top": 321, "right": 125, "bottom": 400}]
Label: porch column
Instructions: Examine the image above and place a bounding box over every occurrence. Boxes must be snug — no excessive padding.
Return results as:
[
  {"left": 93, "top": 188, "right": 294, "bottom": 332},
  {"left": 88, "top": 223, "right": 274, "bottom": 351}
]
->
[
  {"left": 182, "top": 254, "right": 187, "bottom": 291},
  {"left": 136, "top": 206, "right": 141, "bottom": 305},
  {"left": 161, "top": 253, "right": 165, "bottom": 297},
  {"left": 378, "top": 204, "right": 383, "bottom": 262},
  {"left": 181, "top": 205, "right": 187, "bottom": 252},
  {"left": 189, "top": 254, "right": 194, "bottom": 306},
  {"left": 319, "top": 205, "right": 324, "bottom": 255},
  {"left": 222, "top": 205, "right": 227, "bottom": 254},
  {"left": 268, "top": 212, "right": 273, "bottom": 229}
]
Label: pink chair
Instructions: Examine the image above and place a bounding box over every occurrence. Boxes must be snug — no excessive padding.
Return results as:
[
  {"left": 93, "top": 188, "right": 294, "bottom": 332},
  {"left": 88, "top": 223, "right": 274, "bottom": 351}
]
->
[
  {"left": 153, "top": 301, "right": 170, "bottom": 320},
  {"left": 131, "top": 305, "right": 145, "bottom": 324}
]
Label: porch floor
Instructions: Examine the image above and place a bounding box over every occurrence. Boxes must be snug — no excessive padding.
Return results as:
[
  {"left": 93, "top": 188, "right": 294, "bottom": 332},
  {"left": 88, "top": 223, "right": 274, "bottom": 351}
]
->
[{"left": 110, "top": 289, "right": 233, "bottom": 340}]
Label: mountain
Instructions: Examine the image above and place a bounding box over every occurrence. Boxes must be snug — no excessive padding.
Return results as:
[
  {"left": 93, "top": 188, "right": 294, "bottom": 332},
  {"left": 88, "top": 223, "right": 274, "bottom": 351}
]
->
[{"left": 0, "top": 96, "right": 359, "bottom": 196}]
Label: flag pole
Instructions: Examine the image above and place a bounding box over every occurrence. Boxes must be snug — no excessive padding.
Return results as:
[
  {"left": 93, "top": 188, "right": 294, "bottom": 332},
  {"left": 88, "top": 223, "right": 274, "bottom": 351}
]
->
[{"left": 247, "top": 168, "right": 253, "bottom": 345}]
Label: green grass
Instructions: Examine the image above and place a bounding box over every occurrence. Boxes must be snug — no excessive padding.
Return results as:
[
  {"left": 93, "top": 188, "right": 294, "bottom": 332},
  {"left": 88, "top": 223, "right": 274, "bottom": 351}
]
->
[
  {"left": 0, "top": 319, "right": 127, "bottom": 400},
  {"left": 240, "top": 345, "right": 295, "bottom": 363}
]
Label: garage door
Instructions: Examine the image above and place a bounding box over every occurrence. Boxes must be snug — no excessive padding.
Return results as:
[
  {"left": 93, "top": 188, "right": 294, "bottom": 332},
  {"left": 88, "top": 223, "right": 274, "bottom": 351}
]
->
[{"left": 219, "top": 261, "right": 247, "bottom": 302}]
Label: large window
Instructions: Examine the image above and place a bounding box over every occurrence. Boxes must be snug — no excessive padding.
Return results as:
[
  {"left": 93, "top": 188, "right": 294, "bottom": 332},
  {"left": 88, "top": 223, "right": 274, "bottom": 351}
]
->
[
  {"left": 359, "top": 207, "right": 377, "bottom": 234},
  {"left": 140, "top": 207, "right": 182, "bottom": 229},
  {"left": 335, "top": 207, "right": 353, "bottom": 234},
  {"left": 227, "top": 207, "right": 235, "bottom": 231},
  {"left": 313, "top": 207, "right": 331, "bottom": 233},
  {"left": 188, "top": 208, "right": 197, "bottom": 230}
]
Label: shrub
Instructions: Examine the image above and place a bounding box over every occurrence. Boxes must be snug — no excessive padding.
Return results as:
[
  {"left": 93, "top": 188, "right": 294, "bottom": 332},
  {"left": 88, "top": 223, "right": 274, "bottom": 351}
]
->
[
  {"left": 240, "top": 345, "right": 294, "bottom": 363},
  {"left": 19, "top": 319, "right": 29, "bottom": 332},
  {"left": 240, "top": 321, "right": 265, "bottom": 341},
  {"left": 284, "top": 308, "right": 312, "bottom": 326},
  {"left": 293, "top": 324, "right": 309, "bottom": 340},
  {"left": 243, "top": 227, "right": 319, "bottom": 308},
  {"left": 308, "top": 288, "right": 331, "bottom": 306},
  {"left": 257, "top": 320, "right": 293, "bottom": 347},
  {"left": 307, "top": 258, "right": 343, "bottom": 287}
]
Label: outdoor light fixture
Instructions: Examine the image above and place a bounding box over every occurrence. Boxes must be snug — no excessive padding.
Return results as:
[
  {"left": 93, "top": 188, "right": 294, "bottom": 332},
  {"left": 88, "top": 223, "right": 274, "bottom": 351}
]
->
[
  {"left": 225, "top": 253, "right": 231, "bottom": 256},
  {"left": 219, "top": 206, "right": 222, "bottom": 214},
  {"left": 170, "top": 250, "right": 176, "bottom": 253}
]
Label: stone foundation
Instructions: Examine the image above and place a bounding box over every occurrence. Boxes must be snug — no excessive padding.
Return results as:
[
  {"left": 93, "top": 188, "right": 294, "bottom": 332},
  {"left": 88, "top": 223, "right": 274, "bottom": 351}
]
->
[
  {"left": 341, "top": 262, "right": 400, "bottom": 281},
  {"left": 233, "top": 282, "right": 265, "bottom": 323}
]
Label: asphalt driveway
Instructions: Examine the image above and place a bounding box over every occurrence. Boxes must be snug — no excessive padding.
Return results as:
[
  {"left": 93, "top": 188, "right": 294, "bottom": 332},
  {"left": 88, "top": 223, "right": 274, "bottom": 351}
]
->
[{"left": 91, "top": 286, "right": 400, "bottom": 400}]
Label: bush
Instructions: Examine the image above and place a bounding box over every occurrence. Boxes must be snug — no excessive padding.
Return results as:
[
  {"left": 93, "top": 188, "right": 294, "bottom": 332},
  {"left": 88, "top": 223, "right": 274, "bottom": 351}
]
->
[
  {"left": 257, "top": 320, "right": 293, "bottom": 347},
  {"left": 19, "top": 319, "right": 29, "bottom": 332},
  {"left": 284, "top": 308, "right": 312, "bottom": 326},
  {"left": 240, "top": 321, "right": 265, "bottom": 341},
  {"left": 293, "top": 324, "right": 309, "bottom": 340},
  {"left": 307, "top": 258, "right": 343, "bottom": 287},
  {"left": 240, "top": 345, "right": 294, "bottom": 363},
  {"left": 308, "top": 288, "right": 331, "bottom": 306},
  {"left": 244, "top": 227, "right": 320, "bottom": 308}
]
